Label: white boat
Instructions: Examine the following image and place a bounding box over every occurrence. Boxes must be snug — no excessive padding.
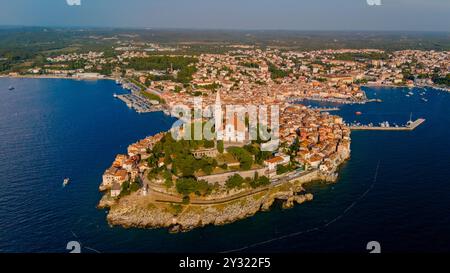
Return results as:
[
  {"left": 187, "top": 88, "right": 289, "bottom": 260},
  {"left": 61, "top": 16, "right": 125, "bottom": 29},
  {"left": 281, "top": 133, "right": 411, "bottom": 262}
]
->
[
  {"left": 113, "top": 93, "right": 118, "bottom": 98},
  {"left": 63, "top": 178, "right": 70, "bottom": 186},
  {"left": 421, "top": 98, "right": 428, "bottom": 102}
]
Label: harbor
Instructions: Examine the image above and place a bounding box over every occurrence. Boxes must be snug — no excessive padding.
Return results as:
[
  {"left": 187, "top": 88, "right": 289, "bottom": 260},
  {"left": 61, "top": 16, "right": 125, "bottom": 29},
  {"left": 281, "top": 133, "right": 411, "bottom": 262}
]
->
[
  {"left": 349, "top": 118, "right": 425, "bottom": 131},
  {"left": 288, "top": 96, "right": 382, "bottom": 105},
  {"left": 314, "top": 107, "right": 340, "bottom": 112},
  {"left": 114, "top": 79, "right": 164, "bottom": 113},
  {"left": 115, "top": 93, "right": 162, "bottom": 113}
]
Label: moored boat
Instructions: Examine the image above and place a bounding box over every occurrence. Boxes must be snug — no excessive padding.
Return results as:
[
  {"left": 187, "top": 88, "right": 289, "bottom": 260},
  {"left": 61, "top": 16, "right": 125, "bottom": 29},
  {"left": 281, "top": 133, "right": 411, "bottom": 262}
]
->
[{"left": 63, "top": 177, "right": 70, "bottom": 186}]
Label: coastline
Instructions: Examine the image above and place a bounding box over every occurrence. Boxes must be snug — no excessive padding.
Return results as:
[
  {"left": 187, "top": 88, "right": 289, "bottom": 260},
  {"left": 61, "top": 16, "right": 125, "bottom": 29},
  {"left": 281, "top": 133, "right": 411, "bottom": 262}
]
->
[
  {"left": 4, "top": 74, "right": 448, "bottom": 96},
  {"left": 2, "top": 76, "right": 449, "bottom": 252},
  {"left": 97, "top": 128, "right": 351, "bottom": 232},
  {"left": 289, "top": 96, "right": 380, "bottom": 105},
  {"left": 4, "top": 76, "right": 438, "bottom": 233},
  {"left": 101, "top": 169, "right": 339, "bottom": 232},
  {"left": 362, "top": 83, "right": 450, "bottom": 93},
  {"left": 0, "top": 74, "right": 116, "bottom": 81}
]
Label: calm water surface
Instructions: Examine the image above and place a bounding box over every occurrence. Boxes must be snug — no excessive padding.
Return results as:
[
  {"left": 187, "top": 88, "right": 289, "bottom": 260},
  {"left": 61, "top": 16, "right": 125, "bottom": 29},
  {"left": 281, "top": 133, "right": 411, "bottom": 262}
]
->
[{"left": 0, "top": 79, "right": 449, "bottom": 252}]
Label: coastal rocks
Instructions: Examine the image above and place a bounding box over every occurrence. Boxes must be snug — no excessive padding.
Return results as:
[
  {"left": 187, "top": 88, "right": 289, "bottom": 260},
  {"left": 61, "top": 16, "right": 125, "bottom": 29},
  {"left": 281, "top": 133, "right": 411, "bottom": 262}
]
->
[
  {"left": 169, "top": 225, "right": 181, "bottom": 233},
  {"left": 97, "top": 194, "right": 116, "bottom": 208},
  {"left": 261, "top": 186, "right": 306, "bottom": 211},
  {"left": 98, "top": 183, "right": 109, "bottom": 192},
  {"left": 294, "top": 193, "right": 314, "bottom": 205},
  {"left": 261, "top": 197, "right": 275, "bottom": 211},
  {"left": 282, "top": 198, "right": 294, "bottom": 209},
  {"left": 107, "top": 202, "right": 174, "bottom": 229},
  {"left": 212, "top": 198, "right": 261, "bottom": 226},
  {"left": 271, "top": 190, "right": 294, "bottom": 200},
  {"left": 109, "top": 190, "right": 313, "bottom": 232},
  {"left": 103, "top": 170, "right": 327, "bottom": 232},
  {"left": 292, "top": 185, "right": 305, "bottom": 193},
  {"left": 320, "top": 172, "right": 339, "bottom": 183},
  {"left": 106, "top": 194, "right": 265, "bottom": 232},
  {"left": 282, "top": 193, "right": 314, "bottom": 209}
]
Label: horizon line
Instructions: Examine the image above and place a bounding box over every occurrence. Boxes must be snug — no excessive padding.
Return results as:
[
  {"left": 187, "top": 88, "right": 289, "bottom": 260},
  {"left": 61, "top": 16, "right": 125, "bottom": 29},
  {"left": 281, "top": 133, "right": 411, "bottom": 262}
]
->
[{"left": 0, "top": 25, "right": 449, "bottom": 34}]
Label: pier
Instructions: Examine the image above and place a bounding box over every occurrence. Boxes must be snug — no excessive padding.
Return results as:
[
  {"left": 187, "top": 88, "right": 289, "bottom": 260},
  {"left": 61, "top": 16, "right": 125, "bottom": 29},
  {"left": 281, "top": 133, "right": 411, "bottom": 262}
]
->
[
  {"left": 115, "top": 93, "right": 162, "bottom": 113},
  {"left": 114, "top": 79, "right": 164, "bottom": 113},
  {"left": 350, "top": 118, "right": 425, "bottom": 131},
  {"left": 287, "top": 96, "right": 381, "bottom": 105},
  {"left": 315, "top": 107, "right": 340, "bottom": 112}
]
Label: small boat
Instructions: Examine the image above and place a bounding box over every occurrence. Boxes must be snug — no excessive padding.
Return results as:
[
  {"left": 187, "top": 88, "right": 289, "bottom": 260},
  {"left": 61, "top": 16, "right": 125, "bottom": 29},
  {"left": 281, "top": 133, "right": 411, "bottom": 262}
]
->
[
  {"left": 421, "top": 98, "right": 428, "bottom": 102},
  {"left": 8, "top": 86, "right": 14, "bottom": 90},
  {"left": 113, "top": 93, "right": 118, "bottom": 98},
  {"left": 63, "top": 177, "right": 70, "bottom": 186},
  {"left": 355, "top": 111, "right": 362, "bottom": 116}
]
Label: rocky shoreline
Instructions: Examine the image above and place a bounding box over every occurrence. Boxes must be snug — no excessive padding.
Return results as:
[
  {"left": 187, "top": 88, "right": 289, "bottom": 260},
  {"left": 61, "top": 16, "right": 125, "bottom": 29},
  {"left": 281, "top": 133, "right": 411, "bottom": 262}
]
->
[
  {"left": 99, "top": 169, "right": 340, "bottom": 232},
  {"left": 96, "top": 96, "right": 352, "bottom": 232}
]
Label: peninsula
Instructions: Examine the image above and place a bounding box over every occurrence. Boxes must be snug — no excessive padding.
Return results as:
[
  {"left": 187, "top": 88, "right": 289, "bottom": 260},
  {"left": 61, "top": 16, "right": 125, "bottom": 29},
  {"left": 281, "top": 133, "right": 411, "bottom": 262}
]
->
[
  {"left": 1, "top": 30, "right": 444, "bottom": 232},
  {"left": 98, "top": 102, "right": 351, "bottom": 232},
  {"left": 90, "top": 46, "right": 440, "bottom": 232}
]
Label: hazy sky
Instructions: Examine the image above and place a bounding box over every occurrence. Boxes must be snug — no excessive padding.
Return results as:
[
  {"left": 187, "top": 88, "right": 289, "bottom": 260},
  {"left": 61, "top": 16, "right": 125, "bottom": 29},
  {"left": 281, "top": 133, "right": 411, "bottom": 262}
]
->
[{"left": 0, "top": 0, "right": 449, "bottom": 31}]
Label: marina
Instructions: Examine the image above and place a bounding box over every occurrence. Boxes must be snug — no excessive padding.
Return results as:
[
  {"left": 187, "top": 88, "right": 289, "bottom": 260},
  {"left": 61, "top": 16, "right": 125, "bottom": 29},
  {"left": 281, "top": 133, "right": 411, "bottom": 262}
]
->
[
  {"left": 310, "top": 107, "right": 340, "bottom": 112},
  {"left": 288, "top": 96, "right": 382, "bottom": 105},
  {"left": 115, "top": 93, "right": 163, "bottom": 113},
  {"left": 114, "top": 79, "right": 164, "bottom": 114}
]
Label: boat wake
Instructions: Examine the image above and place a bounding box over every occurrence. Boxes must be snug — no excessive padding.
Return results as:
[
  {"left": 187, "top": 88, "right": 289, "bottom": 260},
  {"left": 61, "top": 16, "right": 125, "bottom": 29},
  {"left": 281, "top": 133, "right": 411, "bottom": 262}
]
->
[{"left": 222, "top": 161, "right": 381, "bottom": 253}]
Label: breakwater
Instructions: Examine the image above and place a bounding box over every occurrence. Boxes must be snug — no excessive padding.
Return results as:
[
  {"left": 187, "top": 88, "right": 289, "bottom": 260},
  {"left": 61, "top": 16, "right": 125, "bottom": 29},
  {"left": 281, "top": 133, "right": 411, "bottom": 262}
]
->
[{"left": 349, "top": 118, "right": 425, "bottom": 131}]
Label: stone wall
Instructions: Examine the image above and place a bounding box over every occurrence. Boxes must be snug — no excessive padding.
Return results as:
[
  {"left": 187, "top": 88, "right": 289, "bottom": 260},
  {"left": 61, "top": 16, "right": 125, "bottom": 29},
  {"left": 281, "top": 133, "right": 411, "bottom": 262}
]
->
[{"left": 197, "top": 167, "right": 268, "bottom": 185}]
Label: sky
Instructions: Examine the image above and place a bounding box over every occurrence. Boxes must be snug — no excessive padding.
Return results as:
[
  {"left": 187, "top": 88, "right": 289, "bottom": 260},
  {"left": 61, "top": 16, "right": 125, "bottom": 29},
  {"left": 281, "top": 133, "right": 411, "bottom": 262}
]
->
[{"left": 0, "top": 0, "right": 449, "bottom": 31}]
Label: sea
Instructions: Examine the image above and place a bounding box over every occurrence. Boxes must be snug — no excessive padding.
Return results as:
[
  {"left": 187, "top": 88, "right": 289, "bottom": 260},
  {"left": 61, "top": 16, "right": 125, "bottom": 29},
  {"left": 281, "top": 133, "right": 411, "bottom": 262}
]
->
[{"left": 0, "top": 78, "right": 449, "bottom": 253}]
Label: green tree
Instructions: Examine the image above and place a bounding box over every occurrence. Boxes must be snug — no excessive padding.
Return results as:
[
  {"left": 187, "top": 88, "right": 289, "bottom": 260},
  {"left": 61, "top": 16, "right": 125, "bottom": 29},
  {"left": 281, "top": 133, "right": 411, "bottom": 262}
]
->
[
  {"left": 182, "top": 195, "right": 190, "bottom": 204},
  {"left": 176, "top": 178, "right": 212, "bottom": 196},
  {"left": 276, "top": 164, "right": 289, "bottom": 175},
  {"left": 250, "top": 175, "right": 270, "bottom": 189},
  {"left": 217, "top": 140, "right": 224, "bottom": 154},
  {"left": 228, "top": 147, "right": 253, "bottom": 170},
  {"left": 225, "top": 174, "right": 245, "bottom": 189}
]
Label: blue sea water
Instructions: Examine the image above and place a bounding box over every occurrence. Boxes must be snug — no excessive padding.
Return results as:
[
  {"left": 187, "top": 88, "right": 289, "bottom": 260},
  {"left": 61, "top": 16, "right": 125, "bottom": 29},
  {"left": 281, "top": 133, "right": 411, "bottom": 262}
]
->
[{"left": 0, "top": 78, "right": 450, "bottom": 253}]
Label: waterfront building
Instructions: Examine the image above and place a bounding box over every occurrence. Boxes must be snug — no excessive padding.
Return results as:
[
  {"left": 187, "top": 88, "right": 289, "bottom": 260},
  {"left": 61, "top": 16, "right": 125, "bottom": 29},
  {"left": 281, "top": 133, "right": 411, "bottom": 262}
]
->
[
  {"left": 110, "top": 183, "right": 122, "bottom": 198},
  {"left": 264, "top": 155, "right": 290, "bottom": 172}
]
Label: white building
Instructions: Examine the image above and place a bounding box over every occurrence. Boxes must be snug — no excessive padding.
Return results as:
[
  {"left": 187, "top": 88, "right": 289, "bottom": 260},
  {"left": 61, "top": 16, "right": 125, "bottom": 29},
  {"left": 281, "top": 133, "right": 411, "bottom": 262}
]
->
[
  {"left": 110, "top": 182, "right": 122, "bottom": 198},
  {"left": 264, "top": 154, "right": 290, "bottom": 172}
]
